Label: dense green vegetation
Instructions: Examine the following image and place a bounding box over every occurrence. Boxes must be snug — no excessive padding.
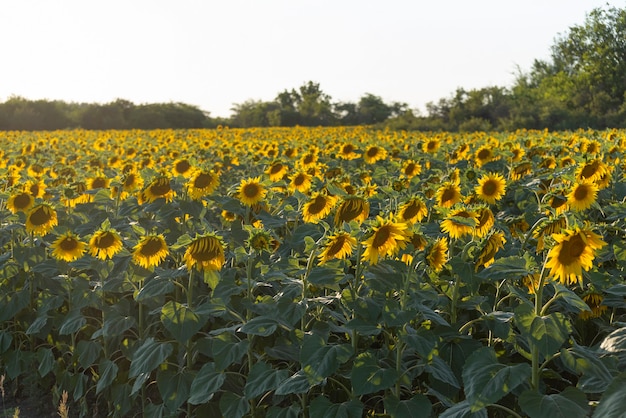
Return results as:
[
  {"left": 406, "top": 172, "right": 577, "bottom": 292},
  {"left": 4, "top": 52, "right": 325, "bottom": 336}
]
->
[{"left": 1, "top": 5, "right": 624, "bottom": 131}]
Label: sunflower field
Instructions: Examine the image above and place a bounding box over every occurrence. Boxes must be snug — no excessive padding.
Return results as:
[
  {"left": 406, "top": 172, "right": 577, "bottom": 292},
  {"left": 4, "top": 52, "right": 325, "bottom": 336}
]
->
[{"left": 0, "top": 126, "right": 625, "bottom": 417}]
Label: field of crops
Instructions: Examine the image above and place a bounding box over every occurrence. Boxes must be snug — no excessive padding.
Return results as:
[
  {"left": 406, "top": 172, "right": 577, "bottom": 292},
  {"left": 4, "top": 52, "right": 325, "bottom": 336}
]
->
[{"left": 0, "top": 126, "right": 625, "bottom": 417}]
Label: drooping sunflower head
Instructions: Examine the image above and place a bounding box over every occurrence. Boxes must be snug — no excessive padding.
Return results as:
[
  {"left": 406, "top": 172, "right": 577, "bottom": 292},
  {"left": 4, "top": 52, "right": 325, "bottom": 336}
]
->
[
  {"left": 141, "top": 176, "right": 175, "bottom": 204},
  {"left": 397, "top": 197, "right": 428, "bottom": 224},
  {"left": 427, "top": 237, "right": 449, "bottom": 272},
  {"left": 184, "top": 234, "right": 225, "bottom": 271},
  {"left": 475, "top": 231, "right": 506, "bottom": 271},
  {"left": 89, "top": 229, "right": 124, "bottom": 260},
  {"left": 132, "top": 234, "right": 169, "bottom": 269},
  {"left": 567, "top": 181, "right": 598, "bottom": 212},
  {"left": 51, "top": 231, "right": 87, "bottom": 262},
  {"left": 334, "top": 196, "right": 370, "bottom": 226},
  {"left": 362, "top": 215, "right": 411, "bottom": 265},
  {"left": 440, "top": 208, "right": 478, "bottom": 239},
  {"left": 545, "top": 227, "right": 607, "bottom": 286},
  {"left": 435, "top": 182, "right": 462, "bottom": 208},
  {"left": 87, "top": 175, "right": 110, "bottom": 190},
  {"left": 473, "top": 206, "right": 495, "bottom": 238},
  {"left": 475, "top": 172, "right": 507, "bottom": 204},
  {"left": 7, "top": 191, "right": 35, "bottom": 214},
  {"left": 237, "top": 177, "right": 267, "bottom": 206},
  {"left": 579, "top": 292, "right": 608, "bottom": 320},
  {"left": 510, "top": 162, "right": 532, "bottom": 180},
  {"left": 187, "top": 170, "right": 220, "bottom": 200},
  {"left": 302, "top": 193, "right": 338, "bottom": 223},
  {"left": 318, "top": 232, "right": 357, "bottom": 264},
  {"left": 25, "top": 203, "right": 58, "bottom": 236},
  {"left": 122, "top": 170, "right": 144, "bottom": 192},
  {"left": 533, "top": 215, "right": 568, "bottom": 252},
  {"left": 576, "top": 159, "right": 608, "bottom": 183}
]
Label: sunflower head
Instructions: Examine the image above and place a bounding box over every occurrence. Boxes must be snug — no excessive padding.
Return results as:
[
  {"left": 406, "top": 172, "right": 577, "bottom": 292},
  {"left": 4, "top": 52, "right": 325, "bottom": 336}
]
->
[
  {"left": 25, "top": 203, "right": 58, "bottom": 236},
  {"left": 51, "top": 231, "right": 87, "bottom": 262},
  {"left": 188, "top": 170, "right": 220, "bottom": 200},
  {"left": 475, "top": 231, "right": 506, "bottom": 271},
  {"left": 475, "top": 173, "right": 507, "bottom": 204},
  {"left": 363, "top": 145, "right": 387, "bottom": 164},
  {"left": 89, "top": 229, "right": 124, "bottom": 260},
  {"left": 184, "top": 234, "right": 225, "bottom": 271},
  {"left": 427, "top": 237, "right": 449, "bottom": 272},
  {"left": 7, "top": 191, "right": 35, "bottom": 214},
  {"left": 579, "top": 292, "right": 607, "bottom": 320},
  {"left": 440, "top": 208, "right": 478, "bottom": 239},
  {"left": 435, "top": 182, "right": 462, "bottom": 208},
  {"left": 318, "top": 232, "right": 357, "bottom": 264},
  {"left": 141, "top": 176, "right": 175, "bottom": 204},
  {"left": 133, "top": 235, "right": 169, "bottom": 269},
  {"left": 362, "top": 215, "right": 411, "bottom": 265},
  {"left": 334, "top": 196, "right": 370, "bottom": 226},
  {"left": 302, "top": 193, "right": 338, "bottom": 224},
  {"left": 567, "top": 181, "right": 598, "bottom": 211},
  {"left": 237, "top": 177, "right": 267, "bottom": 206},
  {"left": 397, "top": 197, "right": 428, "bottom": 224}
]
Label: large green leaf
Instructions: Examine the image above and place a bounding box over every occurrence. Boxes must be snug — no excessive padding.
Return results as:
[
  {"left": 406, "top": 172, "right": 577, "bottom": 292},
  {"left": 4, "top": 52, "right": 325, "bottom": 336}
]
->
[
  {"left": 243, "top": 361, "right": 289, "bottom": 400},
  {"left": 462, "top": 347, "right": 531, "bottom": 412},
  {"left": 219, "top": 392, "right": 249, "bottom": 418},
  {"left": 309, "top": 396, "right": 363, "bottom": 418},
  {"left": 476, "top": 254, "right": 536, "bottom": 282},
  {"left": 188, "top": 362, "right": 226, "bottom": 404},
  {"left": 350, "top": 352, "right": 398, "bottom": 396},
  {"left": 129, "top": 337, "right": 173, "bottom": 379},
  {"left": 592, "top": 373, "right": 626, "bottom": 417},
  {"left": 96, "top": 359, "right": 119, "bottom": 394},
  {"left": 160, "top": 301, "right": 206, "bottom": 343},
  {"left": 439, "top": 400, "right": 488, "bottom": 418},
  {"left": 384, "top": 394, "right": 432, "bottom": 418},
  {"left": 238, "top": 315, "right": 279, "bottom": 337},
  {"left": 301, "top": 333, "right": 353, "bottom": 383},
  {"left": 425, "top": 356, "right": 460, "bottom": 388},
  {"left": 36, "top": 347, "right": 55, "bottom": 377},
  {"left": 76, "top": 340, "right": 102, "bottom": 369},
  {"left": 560, "top": 345, "right": 615, "bottom": 393},
  {"left": 210, "top": 333, "right": 249, "bottom": 371},
  {"left": 275, "top": 370, "right": 312, "bottom": 395},
  {"left": 157, "top": 368, "right": 193, "bottom": 411},
  {"left": 551, "top": 283, "right": 591, "bottom": 313},
  {"left": 519, "top": 387, "right": 589, "bottom": 418},
  {"left": 515, "top": 304, "right": 572, "bottom": 359},
  {"left": 267, "top": 405, "right": 302, "bottom": 418},
  {"left": 59, "top": 309, "right": 87, "bottom": 335}
]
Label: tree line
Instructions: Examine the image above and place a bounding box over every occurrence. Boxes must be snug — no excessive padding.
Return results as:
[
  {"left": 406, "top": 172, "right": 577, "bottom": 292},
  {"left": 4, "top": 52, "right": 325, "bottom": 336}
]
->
[{"left": 1, "top": 5, "right": 624, "bottom": 132}]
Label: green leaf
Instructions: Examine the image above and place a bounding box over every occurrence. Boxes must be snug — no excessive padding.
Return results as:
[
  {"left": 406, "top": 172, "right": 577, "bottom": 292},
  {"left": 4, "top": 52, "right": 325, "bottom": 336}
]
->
[
  {"left": 301, "top": 333, "right": 353, "bottom": 383},
  {"left": 592, "top": 373, "right": 626, "bottom": 417},
  {"left": 476, "top": 254, "right": 536, "bottom": 282},
  {"left": 515, "top": 304, "right": 572, "bottom": 360},
  {"left": 219, "top": 392, "right": 249, "bottom": 418},
  {"left": 439, "top": 400, "right": 487, "bottom": 418},
  {"left": 275, "top": 370, "right": 312, "bottom": 395},
  {"left": 0, "top": 331, "right": 13, "bottom": 354},
  {"left": 188, "top": 363, "right": 226, "bottom": 404},
  {"left": 94, "top": 309, "right": 136, "bottom": 338},
  {"left": 160, "top": 301, "right": 206, "bottom": 343},
  {"left": 210, "top": 333, "right": 249, "bottom": 371},
  {"left": 519, "top": 387, "right": 589, "bottom": 418},
  {"left": 76, "top": 340, "right": 102, "bottom": 369},
  {"left": 96, "top": 360, "right": 119, "bottom": 394},
  {"left": 135, "top": 275, "right": 175, "bottom": 301},
  {"left": 425, "top": 356, "right": 460, "bottom": 388},
  {"left": 309, "top": 396, "right": 364, "bottom": 418},
  {"left": 129, "top": 337, "right": 173, "bottom": 379},
  {"left": 462, "top": 347, "right": 531, "bottom": 412},
  {"left": 551, "top": 283, "right": 591, "bottom": 313},
  {"left": 26, "top": 314, "right": 49, "bottom": 335},
  {"left": 243, "top": 361, "right": 289, "bottom": 400},
  {"left": 599, "top": 327, "right": 626, "bottom": 368},
  {"left": 157, "top": 368, "right": 193, "bottom": 411},
  {"left": 267, "top": 405, "right": 302, "bottom": 418},
  {"left": 384, "top": 394, "right": 432, "bottom": 418},
  {"left": 307, "top": 265, "right": 344, "bottom": 287},
  {"left": 37, "top": 348, "right": 55, "bottom": 377},
  {"left": 238, "top": 316, "right": 278, "bottom": 337},
  {"left": 350, "top": 352, "right": 398, "bottom": 396},
  {"left": 59, "top": 309, "right": 87, "bottom": 335},
  {"left": 560, "top": 345, "right": 615, "bottom": 393}
]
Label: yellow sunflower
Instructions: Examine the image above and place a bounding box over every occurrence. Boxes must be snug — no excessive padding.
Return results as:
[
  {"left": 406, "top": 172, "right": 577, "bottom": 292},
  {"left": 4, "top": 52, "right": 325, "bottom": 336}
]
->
[
  {"left": 475, "top": 231, "right": 506, "bottom": 271},
  {"left": 575, "top": 159, "right": 608, "bottom": 183},
  {"left": 440, "top": 208, "right": 477, "bottom": 239},
  {"left": 475, "top": 173, "right": 507, "bottom": 204},
  {"left": 397, "top": 197, "right": 428, "bottom": 224},
  {"left": 473, "top": 206, "right": 495, "bottom": 238},
  {"left": 363, "top": 145, "right": 387, "bottom": 164},
  {"left": 266, "top": 161, "right": 289, "bottom": 182},
  {"left": 89, "top": 229, "right": 124, "bottom": 260},
  {"left": 25, "top": 179, "right": 46, "bottom": 199},
  {"left": 545, "top": 227, "right": 607, "bottom": 286},
  {"left": 567, "top": 181, "right": 597, "bottom": 211},
  {"left": 302, "top": 193, "right": 338, "bottom": 223},
  {"left": 289, "top": 171, "right": 313, "bottom": 194},
  {"left": 122, "top": 170, "right": 144, "bottom": 193},
  {"left": 422, "top": 138, "right": 440, "bottom": 154},
  {"left": 132, "top": 235, "right": 169, "bottom": 269},
  {"left": 337, "top": 143, "right": 359, "bottom": 160},
  {"left": 141, "top": 176, "right": 175, "bottom": 204},
  {"left": 237, "top": 177, "right": 266, "bottom": 206},
  {"left": 579, "top": 292, "right": 607, "bottom": 320},
  {"left": 187, "top": 170, "right": 220, "bottom": 200},
  {"left": 427, "top": 237, "right": 449, "bottom": 272},
  {"left": 511, "top": 162, "right": 532, "bottom": 180},
  {"left": 7, "top": 191, "right": 35, "bottom": 214},
  {"left": 533, "top": 216, "right": 568, "bottom": 252},
  {"left": 171, "top": 158, "right": 195, "bottom": 178},
  {"left": 87, "top": 175, "right": 110, "bottom": 190},
  {"left": 435, "top": 182, "right": 462, "bottom": 208},
  {"left": 221, "top": 210, "right": 237, "bottom": 223},
  {"left": 362, "top": 215, "right": 411, "bottom": 265},
  {"left": 25, "top": 203, "right": 58, "bottom": 235},
  {"left": 184, "top": 234, "right": 225, "bottom": 271},
  {"left": 474, "top": 145, "right": 495, "bottom": 167},
  {"left": 51, "top": 232, "right": 87, "bottom": 262},
  {"left": 318, "top": 232, "right": 357, "bottom": 264},
  {"left": 546, "top": 193, "right": 569, "bottom": 215},
  {"left": 401, "top": 160, "right": 422, "bottom": 179},
  {"left": 334, "top": 196, "right": 370, "bottom": 226}
]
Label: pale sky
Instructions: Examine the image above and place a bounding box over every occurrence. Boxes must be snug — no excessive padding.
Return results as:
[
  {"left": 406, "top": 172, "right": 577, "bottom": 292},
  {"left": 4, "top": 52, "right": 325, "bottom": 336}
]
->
[{"left": 0, "top": 0, "right": 621, "bottom": 118}]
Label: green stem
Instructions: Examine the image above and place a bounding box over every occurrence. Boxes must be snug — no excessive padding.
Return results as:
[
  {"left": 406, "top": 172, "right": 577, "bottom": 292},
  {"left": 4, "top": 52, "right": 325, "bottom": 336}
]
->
[
  {"left": 186, "top": 269, "right": 194, "bottom": 418},
  {"left": 531, "top": 257, "right": 549, "bottom": 391}
]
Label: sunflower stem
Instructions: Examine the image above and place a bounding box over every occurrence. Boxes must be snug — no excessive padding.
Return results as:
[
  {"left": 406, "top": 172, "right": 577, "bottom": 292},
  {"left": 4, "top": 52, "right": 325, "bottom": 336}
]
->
[{"left": 531, "top": 255, "right": 549, "bottom": 391}]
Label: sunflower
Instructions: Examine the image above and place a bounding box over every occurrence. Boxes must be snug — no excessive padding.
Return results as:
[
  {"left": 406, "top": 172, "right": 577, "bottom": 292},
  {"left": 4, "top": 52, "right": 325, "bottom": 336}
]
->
[
  {"left": 475, "top": 173, "right": 506, "bottom": 204},
  {"left": 397, "top": 197, "right": 428, "bottom": 224},
  {"left": 247, "top": 229, "right": 274, "bottom": 253},
  {"left": 266, "top": 161, "right": 289, "bottom": 182},
  {"left": 132, "top": 235, "right": 169, "bottom": 269},
  {"left": 522, "top": 273, "right": 541, "bottom": 295},
  {"left": 422, "top": 138, "right": 440, "bottom": 154},
  {"left": 122, "top": 170, "right": 144, "bottom": 192},
  {"left": 511, "top": 162, "right": 532, "bottom": 180},
  {"left": 440, "top": 208, "right": 478, "bottom": 239},
  {"left": 546, "top": 193, "right": 568, "bottom": 215},
  {"left": 302, "top": 193, "right": 338, "bottom": 223},
  {"left": 318, "top": 231, "right": 357, "bottom": 264},
  {"left": 362, "top": 215, "right": 411, "bottom": 265},
  {"left": 141, "top": 176, "right": 175, "bottom": 204},
  {"left": 337, "top": 143, "right": 359, "bottom": 160},
  {"left": 575, "top": 159, "right": 608, "bottom": 183},
  {"left": 473, "top": 206, "right": 495, "bottom": 238},
  {"left": 427, "top": 237, "right": 449, "bottom": 272},
  {"left": 401, "top": 160, "right": 422, "bottom": 179},
  {"left": 545, "top": 227, "right": 607, "bottom": 286},
  {"left": 579, "top": 292, "right": 607, "bottom": 320},
  {"left": 25, "top": 179, "right": 46, "bottom": 199},
  {"left": 237, "top": 177, "right": 266, "bottom": 206},
  {"left": 221, "top": 210, "right": 237, "bottom": 223},
  {"left": 87, "top": 175, "right": 110, "bottom": 190},
  {"left": 474, "top": 145, "right": 495, "bottom": 167},
  {"left": 567, "top": 181, "right": 597, "bottom": 211},
  {"left": 89, "top": 229, "right": 124, "bottom": 260},
  {"left": 6, "top": 191, "right": 34, "bottom": 213},
  {"left": 435, "top": 182, "right": 463, "bottom": 208},
  {"left": 184, "top": 234, "right": 225, "bottom": 271},
  {"left": 289, "top": 171, "right": 313, "bottom": 194},
  {"left": 363, "top": 145, "right": 387, "bottom": 164},
  {"left": 533, "top": 216, "right": 568, "bottom": 252},
  {"left": 25, "top": 203, "right": 58, "bottom": 235},
  {"left": 171, "top": 158, "right": 195, "bottom": 178},
  {"left": 51, "top": 232, "right": 87, "bottom": 262},
  {"left": 475, "top": 231, "right": 506, "bottom": 271},
  {"left": 510, "top": 145, "right": 525, "bottom": 162},
  {"left": 299, "top": 152, "right": 318, "bottom": 168},
  {"left": 334, "top": 196, "right": 370, "bottom": 226},
  {"left": 187, "top": 170, "right": 220, "bottom": 200}
]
